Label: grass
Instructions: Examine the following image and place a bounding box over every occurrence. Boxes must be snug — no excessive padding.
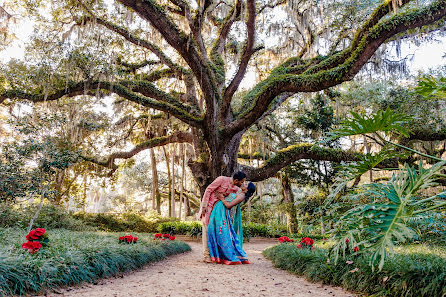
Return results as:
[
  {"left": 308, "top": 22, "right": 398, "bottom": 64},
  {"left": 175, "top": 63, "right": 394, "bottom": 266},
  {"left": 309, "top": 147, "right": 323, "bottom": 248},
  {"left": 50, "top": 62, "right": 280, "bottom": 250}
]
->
[
  {"left": 0, "top": 228, "right": 191, "bottom": 296},
  {"left": 263, "top": 241, "right": 446, "bottom": 297}
]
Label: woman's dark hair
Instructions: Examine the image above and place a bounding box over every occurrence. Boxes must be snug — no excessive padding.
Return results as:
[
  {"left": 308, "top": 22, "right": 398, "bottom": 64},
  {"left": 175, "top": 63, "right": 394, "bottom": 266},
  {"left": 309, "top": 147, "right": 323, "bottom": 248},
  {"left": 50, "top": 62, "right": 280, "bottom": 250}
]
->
[
  {"left": 233, "top": 171, "right": 246, "bottom": 181},
  {"left": 244, "top": 182, "right": 256, "bottom": 203}
]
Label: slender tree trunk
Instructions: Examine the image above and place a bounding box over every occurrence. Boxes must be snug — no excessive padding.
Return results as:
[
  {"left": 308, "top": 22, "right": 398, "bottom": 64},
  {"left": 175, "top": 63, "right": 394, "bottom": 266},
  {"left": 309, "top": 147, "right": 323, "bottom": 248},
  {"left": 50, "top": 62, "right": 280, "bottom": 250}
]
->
[
  {"left": 54, "top": 169, "right": 65, "bottom": 205},
  {"left": 150, "top": 148, "right": 161, "bottom": 214},
  {"left": 28, "top": 186, "right": 47, "bottom": 232},
  {"left": 364, "top": 136, "right": 373, "bottom": 182},
  {"left": 162, "top": 146, "right": 172, "bottom": 217},
  {"left": 281, "top": 174, "right": 298, "bottom": 233},
  {"left": 83, "top": 174, "right": 87, "bottom": 212},
  {"left": 179, "top": 143, "right": 186, "bottom": 220},
  {"left": 171, "top": 144, "right": 176, "bottom": 218}
]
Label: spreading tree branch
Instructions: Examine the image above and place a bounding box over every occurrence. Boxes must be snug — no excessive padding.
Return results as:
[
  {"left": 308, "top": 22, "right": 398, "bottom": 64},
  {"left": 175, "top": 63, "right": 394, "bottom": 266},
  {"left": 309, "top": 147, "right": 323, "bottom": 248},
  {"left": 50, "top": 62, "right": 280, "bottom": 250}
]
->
[
  {"left": 82, "top": 131, "right": 193, "bottom": 172},
  {"left": 223, "top": 0, "right": 446, "bottom": 139},
  {"left": 0, "top": 80, "right": 203, "bottom": 128},
  {"left": 221, "top": 0, "right": 256, "bottom": 121},
  {"left": 118, "top": 0, "right": 218, "bottom": 133},
  {"left": 241, "top": 143, "right": 397, "bottom": 181}
]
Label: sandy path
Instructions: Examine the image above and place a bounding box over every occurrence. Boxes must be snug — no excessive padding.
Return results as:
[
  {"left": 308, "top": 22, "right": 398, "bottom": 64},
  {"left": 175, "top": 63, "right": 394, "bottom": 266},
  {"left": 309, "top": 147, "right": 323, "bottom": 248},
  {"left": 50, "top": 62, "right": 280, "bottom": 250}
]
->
[{"left": 45, "top": 239, "right": 356, "bottom": 297}]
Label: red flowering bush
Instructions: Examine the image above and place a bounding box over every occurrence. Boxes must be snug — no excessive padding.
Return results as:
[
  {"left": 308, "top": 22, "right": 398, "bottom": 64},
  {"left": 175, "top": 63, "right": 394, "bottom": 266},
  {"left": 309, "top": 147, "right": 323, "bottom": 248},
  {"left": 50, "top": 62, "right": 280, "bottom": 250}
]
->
[
  {"left": 278, "top": 236, "right": 294, "bottom": 243},
  {"left": 22, "top": 228, "right": 48, "bottom": 254},
  {"left": 153, "top": 233, "right": 175, "bottom": 241},
  {"left": 119, "top": 235, "right": 138, "bottom": 244},
  {"left": 21, "top": 241, "right": 42, "bottom": 254},
  {"left": 353, "top": 246, "right": 360, "bottom": 252},
  {"left": 296, "top": 237, "right": 315, "bottom": 250}
]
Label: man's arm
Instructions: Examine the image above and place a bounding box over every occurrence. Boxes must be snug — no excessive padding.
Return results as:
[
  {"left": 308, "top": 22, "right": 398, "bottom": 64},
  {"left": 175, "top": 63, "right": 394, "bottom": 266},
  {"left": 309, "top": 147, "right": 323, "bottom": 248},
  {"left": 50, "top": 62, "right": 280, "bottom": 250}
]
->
[{"left": 199, "top": 176, "right": 225, "bottom": 218}]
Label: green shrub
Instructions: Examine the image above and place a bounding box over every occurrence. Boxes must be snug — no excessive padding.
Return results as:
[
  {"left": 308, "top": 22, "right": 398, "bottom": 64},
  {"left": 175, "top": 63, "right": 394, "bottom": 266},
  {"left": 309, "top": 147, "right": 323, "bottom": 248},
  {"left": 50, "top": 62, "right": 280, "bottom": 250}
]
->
[
  {"left": 264, "top": 242, "right": 446, "bottom": 297},
  {"left": 0, "top": 228, "right": 191, "bottom": 296},
  {"left": 157, "top": 221, "right": 202, "bottom": 237},
  {"left": 73, "top": 212, "right": 177, "bottom": 232},
  {"left": 243, "top": 223, "right": 288, "bottom": 238},
  {"left": 0, "top": 204, "right": 93, "bottom": 231}
]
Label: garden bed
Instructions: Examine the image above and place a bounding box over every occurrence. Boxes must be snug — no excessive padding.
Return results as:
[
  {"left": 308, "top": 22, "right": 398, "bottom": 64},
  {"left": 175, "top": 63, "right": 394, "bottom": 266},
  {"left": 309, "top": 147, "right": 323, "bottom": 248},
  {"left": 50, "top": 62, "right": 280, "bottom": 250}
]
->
[
  {"left": 0, "top": 228, "right": 190, "bottom": 296},
  {"left": 263, "top": 242, "right": 446, "bottom": 297}
]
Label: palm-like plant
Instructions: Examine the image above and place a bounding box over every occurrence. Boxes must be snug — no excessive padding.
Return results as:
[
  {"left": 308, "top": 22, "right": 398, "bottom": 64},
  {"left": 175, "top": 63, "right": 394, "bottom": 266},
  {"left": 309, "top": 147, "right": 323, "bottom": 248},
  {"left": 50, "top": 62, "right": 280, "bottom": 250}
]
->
[
  {"left": 325, "top": 107, "right": 446, "bottom": 270},
  {"left": 415, "top": 75, "right": 446, "bottom": 99},
  {"left": 334, "top": 161, "right": 446, "bottom": 270}
]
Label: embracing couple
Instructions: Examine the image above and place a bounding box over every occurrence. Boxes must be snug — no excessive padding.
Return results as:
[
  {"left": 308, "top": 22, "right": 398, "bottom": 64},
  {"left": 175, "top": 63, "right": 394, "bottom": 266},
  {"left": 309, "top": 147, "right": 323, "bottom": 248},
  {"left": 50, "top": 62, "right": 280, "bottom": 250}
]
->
[{"left": 198, "top": 171, "right": 256, "bottom": 265}]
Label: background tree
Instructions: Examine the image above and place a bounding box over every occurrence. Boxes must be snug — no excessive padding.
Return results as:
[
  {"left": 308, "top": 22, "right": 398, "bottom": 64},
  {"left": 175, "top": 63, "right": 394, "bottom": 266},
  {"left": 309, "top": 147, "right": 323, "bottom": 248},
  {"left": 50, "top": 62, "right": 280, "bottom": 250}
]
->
[{"left": 1, "top": 0, "right": 445, "bottom": 195}]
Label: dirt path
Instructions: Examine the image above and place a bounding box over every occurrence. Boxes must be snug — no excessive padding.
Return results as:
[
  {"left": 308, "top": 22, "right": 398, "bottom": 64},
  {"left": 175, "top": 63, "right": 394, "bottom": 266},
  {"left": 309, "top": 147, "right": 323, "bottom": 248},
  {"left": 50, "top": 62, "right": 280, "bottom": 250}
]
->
[{"left": 47, "top": 239, "right": 356, "bottom": 297}]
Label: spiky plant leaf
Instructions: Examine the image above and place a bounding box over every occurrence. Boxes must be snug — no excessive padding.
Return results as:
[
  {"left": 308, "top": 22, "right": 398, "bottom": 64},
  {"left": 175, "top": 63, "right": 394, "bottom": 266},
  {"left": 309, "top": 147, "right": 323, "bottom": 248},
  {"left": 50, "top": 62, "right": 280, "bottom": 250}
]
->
[
  {"left": 325, "top": 107, "right": 412, "bottom": 141},
  {"left": 415, "top": 75, "right": 446, "bottom": 99},
  {"left": 326, "top": 147, "right": 401, "bottom": 203},
  {"left": 332, "top": 161, "right": 446, "bottom": 271}
]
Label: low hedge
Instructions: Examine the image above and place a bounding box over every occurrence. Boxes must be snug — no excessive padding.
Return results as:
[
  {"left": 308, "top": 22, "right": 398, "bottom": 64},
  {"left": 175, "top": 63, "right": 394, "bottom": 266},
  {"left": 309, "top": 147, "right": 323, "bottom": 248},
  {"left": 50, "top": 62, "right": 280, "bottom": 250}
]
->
[
  {"left": 0, "top": 228, "right": 191, "bottom": 296},
  {"left": 0, "top": 203, "right": 178, "bottom": 232},
  {"left": 157, "top": 221, "right": 324, "bottom": 240},
  {"left": 263, "top": 242, "right": 446, "bottom": 297},
  {"left": 0, "top": 204, "right": 93, "bottom": 231}
]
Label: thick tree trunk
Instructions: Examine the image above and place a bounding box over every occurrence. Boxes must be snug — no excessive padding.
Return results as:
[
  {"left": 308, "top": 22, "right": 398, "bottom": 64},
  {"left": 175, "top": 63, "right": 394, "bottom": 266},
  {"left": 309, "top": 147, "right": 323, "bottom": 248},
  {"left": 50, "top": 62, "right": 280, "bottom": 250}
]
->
[
  {"left": 189, "top": 132, "right": 243, "bottom": 197},
  {"left": 281, "top": 174, "right": 298, "bottom": 234}
]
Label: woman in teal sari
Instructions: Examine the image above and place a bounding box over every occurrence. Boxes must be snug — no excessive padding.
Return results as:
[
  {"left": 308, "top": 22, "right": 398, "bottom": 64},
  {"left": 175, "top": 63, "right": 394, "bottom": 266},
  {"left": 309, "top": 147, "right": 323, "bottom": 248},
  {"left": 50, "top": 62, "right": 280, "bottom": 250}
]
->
[{"left": 207, "top": 182, "right": 256, "bottom": 265}]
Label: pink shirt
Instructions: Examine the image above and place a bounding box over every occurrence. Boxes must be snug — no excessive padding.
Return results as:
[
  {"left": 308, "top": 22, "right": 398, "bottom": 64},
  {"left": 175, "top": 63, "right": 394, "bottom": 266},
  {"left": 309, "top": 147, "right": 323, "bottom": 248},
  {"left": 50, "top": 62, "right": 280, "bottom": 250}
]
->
[{"left": 198, "top": 176, "right": 239, "bottom": 225}]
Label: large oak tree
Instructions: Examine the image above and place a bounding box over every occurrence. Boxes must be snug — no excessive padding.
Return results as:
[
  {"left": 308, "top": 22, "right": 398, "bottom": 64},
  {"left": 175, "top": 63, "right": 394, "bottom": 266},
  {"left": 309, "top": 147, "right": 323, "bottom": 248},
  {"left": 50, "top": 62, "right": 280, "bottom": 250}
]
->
[{"left": 1, "top": 0, "right": 446, "bottom": 193}]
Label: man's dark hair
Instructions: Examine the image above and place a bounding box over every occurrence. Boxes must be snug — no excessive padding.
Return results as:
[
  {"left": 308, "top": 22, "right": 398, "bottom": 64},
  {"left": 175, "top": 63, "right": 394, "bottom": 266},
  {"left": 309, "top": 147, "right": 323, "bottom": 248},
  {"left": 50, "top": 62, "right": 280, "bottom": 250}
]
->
[{"left": 233, "top": 171, "right": 246, "bottom": 181}]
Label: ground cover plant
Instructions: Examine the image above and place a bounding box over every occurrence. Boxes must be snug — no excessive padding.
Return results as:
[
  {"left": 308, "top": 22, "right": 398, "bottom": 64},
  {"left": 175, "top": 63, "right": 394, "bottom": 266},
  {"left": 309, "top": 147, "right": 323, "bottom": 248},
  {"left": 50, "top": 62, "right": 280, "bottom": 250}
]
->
[
  {"left": 0, "top": 228, "right": 190, "bottom": 296},
  {"left": 263, "top": 241, "right": 446, "bottom": 297}
]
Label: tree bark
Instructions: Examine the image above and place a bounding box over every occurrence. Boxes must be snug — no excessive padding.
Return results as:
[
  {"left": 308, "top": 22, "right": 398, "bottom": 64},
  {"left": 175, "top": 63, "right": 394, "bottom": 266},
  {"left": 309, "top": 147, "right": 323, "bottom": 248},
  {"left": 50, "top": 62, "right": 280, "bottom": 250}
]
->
[
  {"left": 179, "top": 143, "right": 186, "bottom": 220},
  {"left": 171, "top": 143, "right": 176, "bottom": 218},
  {"left": 281, "top": 174, "right": 298, "bottom": 234},
  {"left": 162, "top": 146, "right": 172, "bottom": 217},
  {"left": 150, "top": 148, "right": 161, "bottom": 214}
]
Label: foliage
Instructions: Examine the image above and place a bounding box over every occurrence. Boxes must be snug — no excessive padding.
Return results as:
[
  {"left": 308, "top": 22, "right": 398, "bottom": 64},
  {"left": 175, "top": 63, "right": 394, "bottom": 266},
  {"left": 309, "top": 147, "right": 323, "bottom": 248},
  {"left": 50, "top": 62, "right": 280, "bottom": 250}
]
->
[
  {"left": 0, "top": 203, "right": 93, "bottom": 231},
  {"left": 415, "top": 75, "right": 446, "bottom": 99},
  {"left": 0, "top": 203, "right": 177, "bottom": 232},
  {"left": 332, "top": 161, "right": 446, "bottom": 270},
  {"left": 73, "top": 211, "right": 176, "bottom": 232},
  {"left": 157, "top": 221, "right": 202, "bottom": 237},
  {"left": 156, "top": 221, "right": 302, "bottom": 239},
  {"left": 326, "top": 107, "right": 412, "bottom": 141},
  {"left": 0, "top": 228, "right": 191, "bottom": 296},
  {"left": 264, "top": 242, "right": 446, "bottom": 297}
]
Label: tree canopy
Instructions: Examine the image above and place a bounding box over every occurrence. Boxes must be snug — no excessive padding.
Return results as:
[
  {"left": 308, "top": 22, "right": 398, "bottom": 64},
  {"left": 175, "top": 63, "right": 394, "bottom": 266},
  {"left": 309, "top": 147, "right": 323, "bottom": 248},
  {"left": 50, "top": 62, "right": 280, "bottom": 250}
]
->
[{"left": 1, "top": 0, "right": 446, "bottom": 192}]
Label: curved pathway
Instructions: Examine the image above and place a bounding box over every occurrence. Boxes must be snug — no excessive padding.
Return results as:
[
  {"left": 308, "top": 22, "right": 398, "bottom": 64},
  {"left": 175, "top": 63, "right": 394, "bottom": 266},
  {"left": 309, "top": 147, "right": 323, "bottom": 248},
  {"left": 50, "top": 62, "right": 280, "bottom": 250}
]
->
[{"left": 46, "top": 239, "right": 355, "bottom": 297}]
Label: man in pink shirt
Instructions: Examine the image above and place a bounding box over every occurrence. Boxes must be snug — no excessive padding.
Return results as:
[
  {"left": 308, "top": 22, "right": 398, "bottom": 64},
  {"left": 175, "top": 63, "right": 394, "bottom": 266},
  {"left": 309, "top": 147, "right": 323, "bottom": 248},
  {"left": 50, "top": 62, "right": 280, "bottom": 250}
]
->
[{"left": 199, "top": 171, "right": 246, "bottom": 262}]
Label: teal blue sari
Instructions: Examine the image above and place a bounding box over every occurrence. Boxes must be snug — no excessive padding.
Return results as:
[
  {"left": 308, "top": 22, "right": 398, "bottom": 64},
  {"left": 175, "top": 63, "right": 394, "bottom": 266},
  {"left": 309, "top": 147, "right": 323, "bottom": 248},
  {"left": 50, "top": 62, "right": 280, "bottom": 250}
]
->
[{"left": 207, "top": 193, "right": 250, "bottom": 265}]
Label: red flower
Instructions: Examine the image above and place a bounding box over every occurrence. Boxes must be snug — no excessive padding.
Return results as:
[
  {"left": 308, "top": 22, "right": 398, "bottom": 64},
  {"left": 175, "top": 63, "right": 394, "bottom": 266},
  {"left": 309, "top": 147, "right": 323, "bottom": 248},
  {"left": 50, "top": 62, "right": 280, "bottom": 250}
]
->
[
  {"left": 301, "top": 237, "right": 314, "bottom": 246},
  {"left": 169, "top": 236, "right": 175, "bottom": 240},
  {"left": 353, "top": 246, "right": 360, "bottom": 252},
  {"left": 154, "top": 233, "right": 162, "bottom": 238},
  {"left": 34, "top": 228, "right": 46, "bottom": 237},
  {"left": 346, "top": 238, "right": 349, "bottom": 243},
  {"left": 162, "top": 234, "right": 170, "bottom": 238},
  {"left": 133, "top": 237, "right": 138, "bottom": 242},
  {"left": 296, "top": 244, "right": 302, "bottom": 249},
  {"left": 26, "top": 230, "right": 40, "bottom": 241},
  {"left": 161, "top": 238, "right": 165, "bottom": 241},
  {"left": 22, "top": 241, "right": 42, "bottom": 254}
]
